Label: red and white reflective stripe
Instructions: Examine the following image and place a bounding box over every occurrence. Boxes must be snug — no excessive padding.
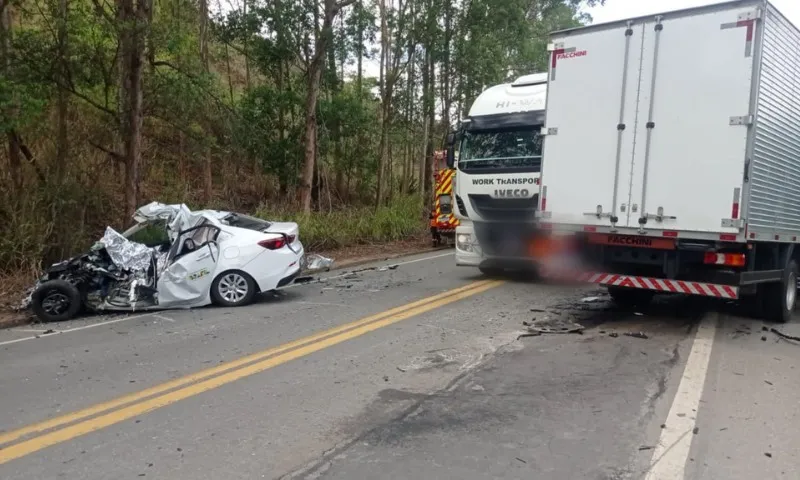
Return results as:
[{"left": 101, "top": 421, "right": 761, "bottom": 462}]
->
[{"left": 541, "top": 269, "right": 739, "bottom": 299}]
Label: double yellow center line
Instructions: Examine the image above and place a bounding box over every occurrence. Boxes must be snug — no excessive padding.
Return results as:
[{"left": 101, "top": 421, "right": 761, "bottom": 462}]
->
[{"left": 0, "top": 279, "right": 503, "bottom": 465}]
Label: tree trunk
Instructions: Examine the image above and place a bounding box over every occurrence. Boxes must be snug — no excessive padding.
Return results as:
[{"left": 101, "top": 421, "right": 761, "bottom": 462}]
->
[
  {"left": 1, "top": 2, "right": 22, "bottom": 192},
  {"left": 424, "top": 48, "right": 435, "bottom": 202},
  {"left": 199, "top": 0, "right": 209, "bottom": 72},
  {"left": 356, "top": 0, "right": 363, "bottom": 96},
  {"left": 299, "top": 0, "right": 356, "bottom": 211},
  {"left": 299, "top": 52, "right": 324, "bottom": 213},
  {"left": 118, "top": 0, "right": 150, "bottom": 217},
  {"left": 374, "top": 0, "right": 387, "bottom": 207},
  {"left": 243, "top": 0, "right": 250, "bottom": 89},
  {"left": 55, "top": 0, "right": 69, "bottom": 183},
  {"left": 419, "top": 45, "right": 430, "bottom": 202},
  {"left": 224, "top": 42, "right": 234, "bottom": 103},
  {"left": 441, "top": 2, "right": 452, "bottom": 131}
]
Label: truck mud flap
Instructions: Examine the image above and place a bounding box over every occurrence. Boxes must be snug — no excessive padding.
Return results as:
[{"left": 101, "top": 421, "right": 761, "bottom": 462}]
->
[{"left": 541, "top": 269, "right": 739, "bottom": 299}]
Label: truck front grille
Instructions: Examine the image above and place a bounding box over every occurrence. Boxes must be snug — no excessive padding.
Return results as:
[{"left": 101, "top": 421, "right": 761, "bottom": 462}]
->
[
  {"left": 455, "top": 195, "right": 468, "bottom": 218},
  {"left": 473, "top": 222, "right": 535, "bottom": 257},
  {"left": 468, "top": 194, "right": 538, "bottom": 222}
]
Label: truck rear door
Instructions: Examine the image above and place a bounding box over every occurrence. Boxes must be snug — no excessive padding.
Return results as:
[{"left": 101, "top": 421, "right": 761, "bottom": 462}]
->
[{"left": 541, "top": 2, "right": 758, "bottom": 236}]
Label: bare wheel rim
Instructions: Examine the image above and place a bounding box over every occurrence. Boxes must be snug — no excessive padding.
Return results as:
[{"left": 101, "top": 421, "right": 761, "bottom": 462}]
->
[
  {"left": 786, "top": 272, "right": 797, "bottom": 311},
  {"left": 218, "top": 273, "right": 249, "bottom": 303},
  {"left": 42, "top": 291, "right": 70, "bottom": 315}
]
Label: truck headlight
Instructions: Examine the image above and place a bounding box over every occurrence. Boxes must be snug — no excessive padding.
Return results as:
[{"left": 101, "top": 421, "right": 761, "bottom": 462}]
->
[{"left": 456, "top": 233, "right": 472, "bottom": 252}]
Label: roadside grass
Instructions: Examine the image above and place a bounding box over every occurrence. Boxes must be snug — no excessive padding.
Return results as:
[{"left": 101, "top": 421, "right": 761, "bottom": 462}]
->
[{"left": 255, "top": 195, "right": 428, "bottom": 251}]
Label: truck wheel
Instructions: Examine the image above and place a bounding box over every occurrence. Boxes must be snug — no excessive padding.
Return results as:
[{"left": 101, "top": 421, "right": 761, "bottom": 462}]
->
[
  {"left": 761, "top": 259, "right": 797, "bottom": 323},
  {"left": 479, "top": 266, "right": 505, "bottom": 278},
  {"left": 607, "top": 286, "right": 654, "bottom": 308},
  {"left": 31, "top": 280, "right": 82, "bottom": 322}
]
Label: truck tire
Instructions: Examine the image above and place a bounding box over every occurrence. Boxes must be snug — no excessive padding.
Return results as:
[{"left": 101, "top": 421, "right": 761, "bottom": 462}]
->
[
  {"left": 479, "top": 266, "right": 505, "bottom": 278},
  {"left": 607, "top": 286, "right": 654, "bottom": 309},
  {"left": 31, "top": 280, "right": 82, "bottom": 322},
  {"left": 761, "top": 259, "right": 797, "bottom": 323}
]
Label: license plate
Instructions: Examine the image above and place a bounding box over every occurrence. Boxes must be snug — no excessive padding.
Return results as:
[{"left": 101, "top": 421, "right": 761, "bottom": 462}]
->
[{"left": 587, "top": 233, "right": 675, "bottom": 250}]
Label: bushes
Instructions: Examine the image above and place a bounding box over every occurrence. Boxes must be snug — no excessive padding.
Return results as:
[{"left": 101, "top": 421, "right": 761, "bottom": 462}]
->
[{"left": 255, "top": 195, "right": 427, "bottom": 251}]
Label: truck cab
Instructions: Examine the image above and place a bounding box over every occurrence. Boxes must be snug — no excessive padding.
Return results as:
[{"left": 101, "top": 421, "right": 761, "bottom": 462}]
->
[{"left": 446, "top": 73, "right": 547, "bottom": 275}]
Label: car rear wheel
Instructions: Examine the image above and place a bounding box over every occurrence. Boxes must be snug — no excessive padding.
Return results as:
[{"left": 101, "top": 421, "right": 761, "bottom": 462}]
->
[
  {"left": 211, "top": 271, "right": 257, "bottom": 307},
  {"left": 31, "top": 280, "right": 82, "bottom": 322}
]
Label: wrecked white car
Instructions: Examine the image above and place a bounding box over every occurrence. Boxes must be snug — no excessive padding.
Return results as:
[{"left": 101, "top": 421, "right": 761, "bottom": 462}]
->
[{"left": 24, "top": 202, "right": 333, "bottom": 322}]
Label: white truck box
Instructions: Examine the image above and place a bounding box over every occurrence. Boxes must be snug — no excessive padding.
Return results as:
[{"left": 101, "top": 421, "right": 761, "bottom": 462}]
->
[{"left": 539, "top": 0, "right": 800, "bottom": 244}]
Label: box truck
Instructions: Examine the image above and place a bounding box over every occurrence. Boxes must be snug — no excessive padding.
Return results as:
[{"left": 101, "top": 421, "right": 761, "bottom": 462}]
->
[{"left": 536, "top": 0, "right": 800, "bottom": 322}]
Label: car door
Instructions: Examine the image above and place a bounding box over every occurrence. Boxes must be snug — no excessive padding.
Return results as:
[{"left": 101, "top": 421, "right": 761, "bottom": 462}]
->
[{"left": 157, "top": 224, "right": 221, "bottom": 307}]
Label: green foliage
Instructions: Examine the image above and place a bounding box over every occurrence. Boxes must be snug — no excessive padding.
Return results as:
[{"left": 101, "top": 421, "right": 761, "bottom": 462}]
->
[
  {"left": 0, "top": 0, "right": 605, "bottom": 279},
  {"left": 256, "top": 195, "right": 425, "bottom": 251}
]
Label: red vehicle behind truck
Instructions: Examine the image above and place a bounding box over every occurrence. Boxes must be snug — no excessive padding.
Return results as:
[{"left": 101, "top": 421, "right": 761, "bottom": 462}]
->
[{"left": 430, "top": 150, "right": 459, "bottom": 247}]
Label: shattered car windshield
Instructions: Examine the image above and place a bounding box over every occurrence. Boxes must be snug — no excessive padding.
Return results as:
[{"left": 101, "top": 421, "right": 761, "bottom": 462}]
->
[{"left": 123, "top": 219, "right": 170, "bottom": 246}]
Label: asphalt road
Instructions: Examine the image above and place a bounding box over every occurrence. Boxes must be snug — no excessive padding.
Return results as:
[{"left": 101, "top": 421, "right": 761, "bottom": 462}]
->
[{"left": 0, "top": 251, "right": 798, "bottom": 479}]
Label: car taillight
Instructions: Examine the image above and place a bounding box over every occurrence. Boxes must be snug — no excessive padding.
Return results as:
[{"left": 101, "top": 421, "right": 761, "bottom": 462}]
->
[{"left": 258, "top": 235, "right": 296, "bottom": 250}]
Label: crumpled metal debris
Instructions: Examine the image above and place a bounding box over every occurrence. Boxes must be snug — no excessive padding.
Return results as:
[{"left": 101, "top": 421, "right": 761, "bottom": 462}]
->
[
  {"left": 303, "top": 253, "right": 334, "bottom": 271},
  {"left": 99, "top": 227, "right": 154, "bottom": 273},
  {"left": 526, "top": 314, "right": 585, "bottom": 335}
]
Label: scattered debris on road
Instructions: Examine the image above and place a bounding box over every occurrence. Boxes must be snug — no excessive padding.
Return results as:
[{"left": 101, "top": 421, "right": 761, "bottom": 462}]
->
[
  {"left": 765, "top": 452, "right": 772, "bottom": 458},
  {"left": 638, "top": 446, "right": 653, "bottom": 451},
  {"left": 769, "top": 327, "right": 800, "bottom": 343},
  {"left": 624, "top": 332, "right": 649, "bottom": 340},
  {"left": 304, "top": 253, "right": 335, "bottom": 272},
  {"left": 581, "top": 296, "right": 601, "bottom": 303}
]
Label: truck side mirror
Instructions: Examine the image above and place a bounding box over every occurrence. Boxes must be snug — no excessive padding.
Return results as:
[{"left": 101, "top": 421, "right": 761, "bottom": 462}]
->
[{"left": 445, "top": 132, "right": 456, "bottom": 169}]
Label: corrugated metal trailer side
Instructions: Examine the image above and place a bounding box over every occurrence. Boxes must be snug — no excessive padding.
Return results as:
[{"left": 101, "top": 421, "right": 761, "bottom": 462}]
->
[{"left": 746, "top": 3, "right": 800, "bottom": 242}]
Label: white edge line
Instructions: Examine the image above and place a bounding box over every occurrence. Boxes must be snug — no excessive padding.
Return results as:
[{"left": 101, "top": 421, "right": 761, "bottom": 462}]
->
[
  {"left": 0, "top": 251, "right": 456, "bottom": 347},
  {"left": 0, "top": 314, "right": 153, "bottom": 347},
  {"left": 644, "top": 312, "right": 718, "bottom": 480}
]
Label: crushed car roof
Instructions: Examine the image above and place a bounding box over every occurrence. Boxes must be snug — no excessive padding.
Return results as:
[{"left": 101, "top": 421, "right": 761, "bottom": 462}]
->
[{"left": 132, "top": 202, "right": 237, "bottom": 237}]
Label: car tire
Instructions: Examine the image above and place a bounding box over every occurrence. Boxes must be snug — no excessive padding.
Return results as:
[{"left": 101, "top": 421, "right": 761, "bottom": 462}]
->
[
  {"left": 31, "top": 280, "right": 82, "bottom": 322},
  {"left": 761, "top": 259, "right": 797, "bottom": 323},
  {"left": 607, "top": 286, "right": 655, "bottom": 308},
  {"left": 211, "top": 270, "right": 258, "bottom": 307}
]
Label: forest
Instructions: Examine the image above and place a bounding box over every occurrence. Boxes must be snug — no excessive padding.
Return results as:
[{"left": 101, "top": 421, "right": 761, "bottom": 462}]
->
[{"left": 0, "top": 0, "right": 603, "bottom": 284}]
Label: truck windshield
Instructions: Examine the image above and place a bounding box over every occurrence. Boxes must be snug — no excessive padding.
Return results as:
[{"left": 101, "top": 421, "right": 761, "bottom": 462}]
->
[{"left": 458, "top": 128, "right": 542, "bottom": 173}]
